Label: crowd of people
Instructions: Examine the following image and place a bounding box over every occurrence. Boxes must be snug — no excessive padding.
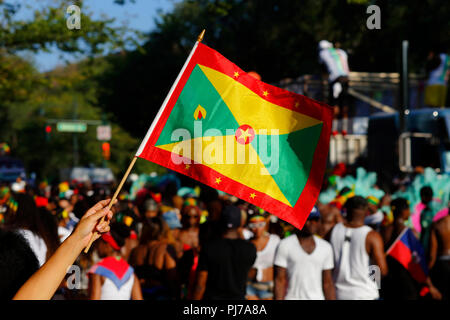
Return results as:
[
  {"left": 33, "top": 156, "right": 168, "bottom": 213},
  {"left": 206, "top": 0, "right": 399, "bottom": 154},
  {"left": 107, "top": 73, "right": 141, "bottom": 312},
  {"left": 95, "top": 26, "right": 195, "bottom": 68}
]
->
[{"left": 0, "top": 170, "right": 448, "bottom": 301}]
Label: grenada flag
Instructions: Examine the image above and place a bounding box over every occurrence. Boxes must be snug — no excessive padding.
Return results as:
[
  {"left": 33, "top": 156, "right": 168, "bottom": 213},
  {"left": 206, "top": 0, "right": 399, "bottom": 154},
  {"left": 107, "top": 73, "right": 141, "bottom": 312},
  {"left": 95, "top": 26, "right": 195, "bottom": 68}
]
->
[{"left": 136, "top": 40, "right": 333, "bottom": 229}]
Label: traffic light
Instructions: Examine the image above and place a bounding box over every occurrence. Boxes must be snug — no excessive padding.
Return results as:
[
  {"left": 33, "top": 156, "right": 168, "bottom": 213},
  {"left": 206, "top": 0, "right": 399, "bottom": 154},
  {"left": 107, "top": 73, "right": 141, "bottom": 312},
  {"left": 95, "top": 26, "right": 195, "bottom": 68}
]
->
[
  {"left": 102, "top": 142, "right": 110, "bottom": 160},
  {"left": 45, "top": 125, "right": 52, "bottom": 141}
]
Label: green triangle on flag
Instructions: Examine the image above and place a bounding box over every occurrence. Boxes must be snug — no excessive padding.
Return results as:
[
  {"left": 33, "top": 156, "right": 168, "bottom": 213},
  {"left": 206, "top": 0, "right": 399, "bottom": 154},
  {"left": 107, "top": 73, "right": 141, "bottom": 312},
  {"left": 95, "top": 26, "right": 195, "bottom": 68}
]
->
[{"left": 155, "top": 65, "right": 239, "bottom": 147}]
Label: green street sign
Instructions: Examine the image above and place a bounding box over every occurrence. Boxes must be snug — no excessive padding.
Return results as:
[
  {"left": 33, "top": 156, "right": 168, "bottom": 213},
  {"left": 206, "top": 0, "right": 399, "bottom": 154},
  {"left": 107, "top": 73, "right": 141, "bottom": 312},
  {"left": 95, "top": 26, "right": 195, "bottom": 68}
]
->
[{"left": 56, "top": 122, "right": 87, "bottom": 133}]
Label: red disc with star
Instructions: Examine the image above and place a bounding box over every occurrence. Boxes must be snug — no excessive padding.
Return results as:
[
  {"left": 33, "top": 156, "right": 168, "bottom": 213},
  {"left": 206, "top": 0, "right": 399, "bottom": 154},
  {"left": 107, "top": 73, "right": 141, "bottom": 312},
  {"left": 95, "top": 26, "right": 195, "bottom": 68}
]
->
[{"left": 235, "top": 124, "right": 255, "bottom": 145}]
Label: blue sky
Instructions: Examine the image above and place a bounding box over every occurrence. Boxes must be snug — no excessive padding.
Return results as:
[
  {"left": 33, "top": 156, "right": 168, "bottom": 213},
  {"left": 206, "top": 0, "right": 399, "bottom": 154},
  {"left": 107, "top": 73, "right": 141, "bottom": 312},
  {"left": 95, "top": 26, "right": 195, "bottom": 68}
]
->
[{"left": 14, "top": 0, "right": 180, "bottom": 72}]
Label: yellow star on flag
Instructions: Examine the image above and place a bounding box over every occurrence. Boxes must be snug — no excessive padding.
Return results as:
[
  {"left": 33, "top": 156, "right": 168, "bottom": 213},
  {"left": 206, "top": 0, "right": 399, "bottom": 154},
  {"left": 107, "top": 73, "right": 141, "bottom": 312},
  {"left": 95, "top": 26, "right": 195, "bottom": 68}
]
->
[
  {"left": 185, "top": 164, "right": 190, "bottom": 170},
  {"left": 263, "top": 90, "right": 269, "bottom": 97},
  {"left": 250, "top": 193, "right": 256, "bottom": 199},
  {"left": 215, "top": 177, "right": 222, "bottom": 184},
  {"left": 294, "top": 101, "right": 300, "bottom": 108},
  {"left": 237, "top": 128, "right": 253, "bottom": 143},
  {"left": 234, "top": 71, "right": 239, "bottom": 78}
]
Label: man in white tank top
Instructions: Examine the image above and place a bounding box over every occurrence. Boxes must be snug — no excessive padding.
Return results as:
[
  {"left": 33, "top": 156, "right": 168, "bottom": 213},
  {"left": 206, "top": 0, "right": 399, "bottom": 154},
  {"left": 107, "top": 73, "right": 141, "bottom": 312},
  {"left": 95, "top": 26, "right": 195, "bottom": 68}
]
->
[{"left": 327, "top": 196, "right": 388, "bottom": 300}]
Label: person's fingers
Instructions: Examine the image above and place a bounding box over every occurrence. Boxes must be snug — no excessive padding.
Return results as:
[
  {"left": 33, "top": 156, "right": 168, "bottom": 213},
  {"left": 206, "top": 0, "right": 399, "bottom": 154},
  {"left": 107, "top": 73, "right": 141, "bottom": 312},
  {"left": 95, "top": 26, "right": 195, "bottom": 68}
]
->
[
  {"left": 87, "top": 207, "right": 112, "bottom": 223},
  {"left": 96, "top": 222, "right": 110, "bottom": 233},
  {"left": 84, "top": 199, "right": 111, "bottom": 218},
  {"left": 86, "top": 199, "right": 118, "bottom": 218},
  {"left": 91, "top": 199, "right": 111, "bottom": 212},
  {"left": 96, "top": 220, "right": 108, "bottom": 229}
]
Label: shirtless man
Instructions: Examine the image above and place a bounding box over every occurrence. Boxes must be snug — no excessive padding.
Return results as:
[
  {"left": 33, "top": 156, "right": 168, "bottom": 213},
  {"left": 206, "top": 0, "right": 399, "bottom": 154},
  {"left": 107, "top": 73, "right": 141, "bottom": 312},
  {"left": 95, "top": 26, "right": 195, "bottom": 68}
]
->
[
  {"left": 429, "top": 211, "right": 450, "bottom": 300},
  {"left": 317, "top": 201, "right": 344, "bottom": 238}
]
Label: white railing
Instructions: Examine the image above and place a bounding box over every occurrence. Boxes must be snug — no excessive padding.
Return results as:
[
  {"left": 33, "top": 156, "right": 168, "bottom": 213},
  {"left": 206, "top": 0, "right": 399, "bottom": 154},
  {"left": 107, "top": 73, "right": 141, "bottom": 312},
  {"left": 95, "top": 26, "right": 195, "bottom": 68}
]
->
[
  {"left": 398, "top": 132, "right": 433, "bottom": 172},
  {"left": 329, "top": 134, "right": 368, "bottom": 166}
]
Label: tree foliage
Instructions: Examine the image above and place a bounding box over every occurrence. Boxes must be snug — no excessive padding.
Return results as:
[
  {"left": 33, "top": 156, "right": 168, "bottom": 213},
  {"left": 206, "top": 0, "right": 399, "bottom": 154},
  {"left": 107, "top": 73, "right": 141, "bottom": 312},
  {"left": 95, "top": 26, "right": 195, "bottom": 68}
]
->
[
  {"left": 0, "top": 0, "right": 141, "bottom": 54},
  {"left": 0, "top": 0, "right": 156, "bottom": 180},
  {"left": 94, "top": 0, "right": 450, "bottom": 138},
  {"left": 0, "top": 0, "right": 449, "bottom": 180}
]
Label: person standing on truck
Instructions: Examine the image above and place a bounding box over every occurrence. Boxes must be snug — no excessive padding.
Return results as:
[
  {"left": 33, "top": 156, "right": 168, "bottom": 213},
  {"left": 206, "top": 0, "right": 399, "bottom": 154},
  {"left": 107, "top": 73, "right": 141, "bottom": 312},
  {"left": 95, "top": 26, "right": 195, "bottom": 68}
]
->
[
  {"left": 318, "top": 40, "right": 350, "bottom": 119},
  {"left": 424, "top": 45, "right": 449, "bottom": 108}
]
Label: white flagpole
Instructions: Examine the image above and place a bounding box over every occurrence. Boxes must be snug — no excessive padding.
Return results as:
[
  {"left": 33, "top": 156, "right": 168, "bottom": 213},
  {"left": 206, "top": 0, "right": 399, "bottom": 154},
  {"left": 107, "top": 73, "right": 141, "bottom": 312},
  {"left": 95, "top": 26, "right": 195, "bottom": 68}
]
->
[{"left": 135, "top": 29, "right": 206, "bottom": 157}]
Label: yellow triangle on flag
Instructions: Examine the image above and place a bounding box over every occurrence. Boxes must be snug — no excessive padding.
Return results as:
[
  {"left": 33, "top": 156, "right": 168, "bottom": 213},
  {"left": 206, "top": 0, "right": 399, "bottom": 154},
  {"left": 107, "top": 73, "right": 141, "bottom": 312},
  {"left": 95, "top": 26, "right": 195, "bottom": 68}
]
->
[{"left": 199, "top": 65, "right": 322, "bottom": 135}]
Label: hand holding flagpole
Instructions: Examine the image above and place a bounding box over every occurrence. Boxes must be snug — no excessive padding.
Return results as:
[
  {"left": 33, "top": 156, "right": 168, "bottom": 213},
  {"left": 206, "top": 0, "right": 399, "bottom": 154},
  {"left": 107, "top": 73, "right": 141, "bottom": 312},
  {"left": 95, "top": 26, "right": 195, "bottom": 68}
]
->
[{"left": 83, "top": 156, "right": 137, "bottom": 253}]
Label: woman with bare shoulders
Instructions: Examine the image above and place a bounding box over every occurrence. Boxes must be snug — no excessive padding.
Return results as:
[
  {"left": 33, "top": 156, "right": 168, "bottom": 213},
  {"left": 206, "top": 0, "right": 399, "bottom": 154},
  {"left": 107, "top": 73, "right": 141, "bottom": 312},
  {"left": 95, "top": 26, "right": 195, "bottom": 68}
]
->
[
  {"left": 177, "top": 205, "right": 201, "bottom": 298},
  {"left": 179, "top": 205, "right": 201, "bottom": 251},
  {"left": 129, "top": 216, "right": 178, "bottom": 300}
]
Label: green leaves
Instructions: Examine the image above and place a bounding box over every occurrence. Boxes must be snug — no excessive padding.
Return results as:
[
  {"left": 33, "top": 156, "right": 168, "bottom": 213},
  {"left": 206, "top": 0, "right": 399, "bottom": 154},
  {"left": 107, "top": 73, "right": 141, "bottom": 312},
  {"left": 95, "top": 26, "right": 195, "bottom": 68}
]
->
[{"left": 0, "top": 1, "right": 140, "bottom": 55}]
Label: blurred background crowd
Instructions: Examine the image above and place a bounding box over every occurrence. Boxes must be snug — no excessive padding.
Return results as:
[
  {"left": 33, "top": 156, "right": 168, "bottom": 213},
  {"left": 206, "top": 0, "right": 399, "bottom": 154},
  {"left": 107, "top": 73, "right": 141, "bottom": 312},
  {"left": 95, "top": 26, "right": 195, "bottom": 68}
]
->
[{"left": 0, "top": 164, "right": 448, "bottom": 300}]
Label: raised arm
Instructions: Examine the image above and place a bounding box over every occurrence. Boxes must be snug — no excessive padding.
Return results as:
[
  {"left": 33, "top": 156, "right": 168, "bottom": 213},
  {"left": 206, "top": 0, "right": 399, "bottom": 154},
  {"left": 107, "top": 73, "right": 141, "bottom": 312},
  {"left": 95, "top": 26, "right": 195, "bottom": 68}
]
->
[{"left": 13, "top": 199, "right": 114, "bottom": 300}]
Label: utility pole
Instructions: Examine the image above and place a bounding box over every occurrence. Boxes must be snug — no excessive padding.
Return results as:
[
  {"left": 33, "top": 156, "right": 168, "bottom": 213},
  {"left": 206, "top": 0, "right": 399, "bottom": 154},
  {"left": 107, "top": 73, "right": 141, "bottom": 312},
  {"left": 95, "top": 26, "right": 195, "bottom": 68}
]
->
[
  {"left": 73, "top": 98, "right": 79, "bottom": 167},
  {"left": 399, "top": 40, "right": 409, "bottom": 133},
  {"left": 101, "top": 113, "right": 108, "bottom": 168}
]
